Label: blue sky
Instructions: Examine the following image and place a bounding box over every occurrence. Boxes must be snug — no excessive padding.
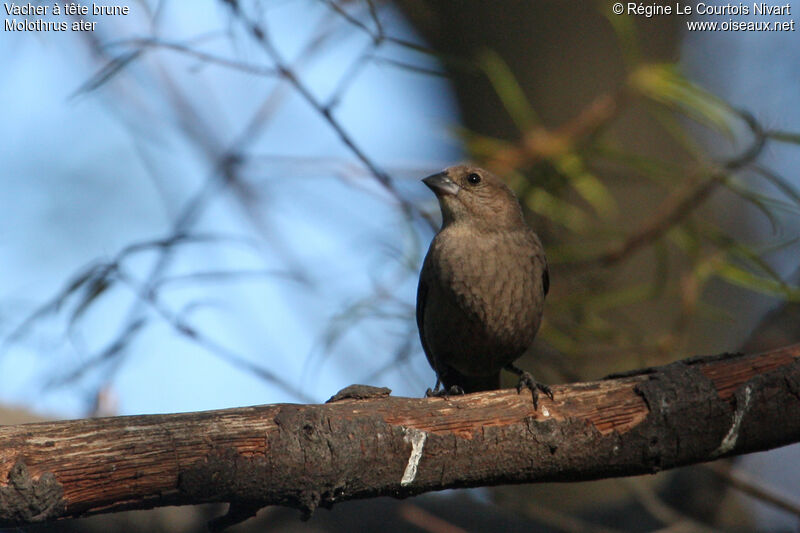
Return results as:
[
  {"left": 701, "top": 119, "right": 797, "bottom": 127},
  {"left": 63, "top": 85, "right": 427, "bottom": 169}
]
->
[{"left": 0, "top": 0, "right": 461, "bottom": 417}]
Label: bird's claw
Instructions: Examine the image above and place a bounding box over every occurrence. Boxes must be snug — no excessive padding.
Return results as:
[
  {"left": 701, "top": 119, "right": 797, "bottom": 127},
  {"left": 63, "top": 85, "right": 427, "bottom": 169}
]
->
[
  {"left": 425, "top": 385, "right": 465, "bottom": 398},
  {"left": 515, "top": 371, "right": 553, "bottom": 410}
]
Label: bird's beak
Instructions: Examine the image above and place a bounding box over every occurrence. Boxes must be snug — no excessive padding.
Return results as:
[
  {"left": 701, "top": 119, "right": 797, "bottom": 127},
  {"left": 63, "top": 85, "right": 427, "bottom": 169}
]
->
[{"left": 422, "top": 172, "right": 460, "bottom": 196}]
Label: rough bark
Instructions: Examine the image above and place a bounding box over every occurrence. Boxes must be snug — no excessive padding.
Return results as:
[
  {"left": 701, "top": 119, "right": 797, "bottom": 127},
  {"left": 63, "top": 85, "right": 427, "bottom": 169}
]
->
[{"left": 1, "top": 345, "right": 799, "bottom": 528}]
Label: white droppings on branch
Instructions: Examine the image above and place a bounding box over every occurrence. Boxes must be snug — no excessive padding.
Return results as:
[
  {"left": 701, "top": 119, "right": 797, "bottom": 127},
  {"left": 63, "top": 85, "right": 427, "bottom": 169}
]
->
[
  {"left": 400, "top": 428, "right": 427, "bottom": 486},
  {"left": 714, "top": 385, "right": 752, "bottom": 457}
]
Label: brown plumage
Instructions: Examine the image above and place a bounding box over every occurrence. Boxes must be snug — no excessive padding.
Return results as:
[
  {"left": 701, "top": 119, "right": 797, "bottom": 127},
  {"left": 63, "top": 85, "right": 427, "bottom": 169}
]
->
[{"left": 416, "top": 165, "right": 551, "bottom": 404}]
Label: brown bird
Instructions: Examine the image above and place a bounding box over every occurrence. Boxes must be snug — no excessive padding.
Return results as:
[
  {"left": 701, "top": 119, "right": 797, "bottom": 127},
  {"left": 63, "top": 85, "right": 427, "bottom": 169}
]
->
[{"left": 416, "top": 165, "right": 551, "bottom": 406}]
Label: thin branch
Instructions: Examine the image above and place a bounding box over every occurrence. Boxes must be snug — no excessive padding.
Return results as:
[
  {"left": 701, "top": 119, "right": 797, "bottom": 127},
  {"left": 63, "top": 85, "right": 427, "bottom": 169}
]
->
[
  {"left": 319, "top": 0, "right": 380, "bottom": 44},
  {"left": 151, "top": 269, "right": 307, "bottom": 290},
  {"left": 703, "top": 462, "right": 800, "bottom": 518},
  {"left": 112, "top": 269, "right": 315, "bottom": 403},
  {"left": 369, "top": 54, "right": 449, "bottom": 77},
  {"left": 1, "top": 233, "right": 243, "bottom": 356},
  {"left": 591, "top": 114, "right": 767, "bottom": 267},
  {"left": 325, "top": 46, "right": 373, "bottom": 110},
  {"left": 316, "top": 0, "right": 437, "bottom": 56},
  {"left": 71, "top": 18, "right": 252, "bottom": 389},
  {"left": 221, "top": 0, "right": 435, "bottom": 227},
  {"left": 398, "top": 504, "right": 467, "bottom": 533},
  {"left": 113, "top": 37, "right": 278, "bottom": 77},
  {"left": 482, "top": 89, "right": 627, "bottom": 172},
  {"left": 364, "top": 0, "right": 384, "bottom": 37},
  {"left": 519, "top": 502, "right": 627, "bottom": 533},
  {"left": 618, "top": 477, "right": 722, "bottom": 533}
]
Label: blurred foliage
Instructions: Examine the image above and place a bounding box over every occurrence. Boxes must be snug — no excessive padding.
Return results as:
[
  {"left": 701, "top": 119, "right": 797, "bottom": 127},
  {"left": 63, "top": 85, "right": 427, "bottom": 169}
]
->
[{"left": 462, "top": 13, "right": 800, "bottom": 377}]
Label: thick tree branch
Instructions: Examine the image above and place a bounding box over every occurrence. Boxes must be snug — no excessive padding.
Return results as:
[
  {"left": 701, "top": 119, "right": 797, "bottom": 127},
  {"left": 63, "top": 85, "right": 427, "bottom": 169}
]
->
[{"left": 1, "top": 345, "right": 799, "bottom": 528}]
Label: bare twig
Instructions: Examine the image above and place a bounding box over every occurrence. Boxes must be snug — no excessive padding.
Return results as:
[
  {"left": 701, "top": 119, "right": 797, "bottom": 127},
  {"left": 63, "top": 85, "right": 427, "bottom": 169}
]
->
[
  {"left": 703, "top": 462, "right": 800, "bottom": 518},
  {"left": 221, "top": 0, "right": 435, "bottom": 227},
  {"left": 398, "top": 503, "right": 468, "bottom": 533},
  {"left": 111, "top": 37, "right": 278, "bottom": 77},
  {"left": 111, "top": 269, "right": 315, "bottom": 403},
  {"left": 520, "top": 502, "right": 627, "bottom": 533},
  {"left": 591, "top": 113, "right": 767, "bottom": 267},
  {"left": 618, "top": 478, "right": 722, "bottom": 533}
]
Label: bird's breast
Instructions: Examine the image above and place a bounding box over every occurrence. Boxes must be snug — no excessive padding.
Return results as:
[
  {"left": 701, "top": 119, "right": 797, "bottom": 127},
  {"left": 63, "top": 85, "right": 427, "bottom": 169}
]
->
[{"left": 428, "top": 226, "right": 545, "bottom": 355}]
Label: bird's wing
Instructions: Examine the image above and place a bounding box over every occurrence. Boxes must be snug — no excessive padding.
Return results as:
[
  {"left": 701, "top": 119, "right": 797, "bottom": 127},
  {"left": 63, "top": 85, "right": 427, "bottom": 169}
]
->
[
  {"left": 542, "top": 260, "right": 550, "bottom": 296},
  {"left": 416, "top": 259, "right": 436, "bottom": 370},
  {"left": 528, "top": 231, "right": 549, "bottom": 297},
  {"left": 416, "top": 273, "right": 427, "bottom": 336}
]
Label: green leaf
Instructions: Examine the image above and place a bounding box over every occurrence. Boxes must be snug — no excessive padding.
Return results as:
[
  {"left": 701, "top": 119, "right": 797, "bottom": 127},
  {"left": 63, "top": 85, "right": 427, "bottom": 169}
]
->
[
  {"left": 752, "top": 165, "right": 800, "bottom": 206},
  {"left": 601, "top": 1, "right": 642, "bottom": 68},
  {"left": 716, "top": 263, "right": 800, "bottom": 301},
  {"left": 631, "top": 64, "right": 736, "bottom": 141},
  {"left": 667, "top": 225, "right": 702, "bottom": 260},
  {"left": 728, "top": 179, "right": 800, "bottom": 218},
  {"left": 554, "top": 152, "right": 618, "bottom": 218},
  {"left": 524, "top": 188, "right": 591, "bottom": 232},
  {"left": 724, "top": 181, "right": 782, "bottom": 234},
  {"left": 478, "top": 49, "right": 538, "bottom": 131},
  {"left": 460, "top": 129, "right": 516, "bottom": 159},
  {"left": 591, "top": 143, "right": 683, "bottom": 185},
  {"left": 767, "top": 130, "right": 800, "bottom": 145},
  {"left": 644, "top": 103, "right": 706, "bottom": 160},
  {"left": 583, "top": 283, "right": 657, "bottom": 312},
  {"left": 700, "top": 227, "right": 780, "bottom": 280}
]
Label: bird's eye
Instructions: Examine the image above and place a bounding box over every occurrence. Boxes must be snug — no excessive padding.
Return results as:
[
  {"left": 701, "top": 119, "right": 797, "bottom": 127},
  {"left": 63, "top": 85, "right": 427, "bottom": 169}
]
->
[{"left": 467, "top": 173, "right": 481, "bottom": 185}]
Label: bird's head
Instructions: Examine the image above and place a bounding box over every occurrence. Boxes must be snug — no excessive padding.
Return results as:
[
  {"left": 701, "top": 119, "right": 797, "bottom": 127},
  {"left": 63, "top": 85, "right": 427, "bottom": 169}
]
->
[{"left": 422, "top": 165, "right": 526, "bottom": 230}]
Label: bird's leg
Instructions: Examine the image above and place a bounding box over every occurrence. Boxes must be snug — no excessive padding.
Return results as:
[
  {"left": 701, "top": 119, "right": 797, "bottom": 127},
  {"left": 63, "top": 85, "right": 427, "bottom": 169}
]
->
[
  {"left": 505, "top": 363, "right": 553, "bottom": 409},
  {"left": 425, "top": 377, "right": 442, "bottom": 397},
  {"left": 425, "top": 378, "right": 465, "bottom": 398}
]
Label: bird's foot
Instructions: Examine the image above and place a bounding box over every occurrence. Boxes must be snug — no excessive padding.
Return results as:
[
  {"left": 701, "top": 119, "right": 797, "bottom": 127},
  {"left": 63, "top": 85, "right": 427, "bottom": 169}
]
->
[
  {"left": 516, "top": 373, "right": 553, "bottom": 410},
  {"left": 505, "top": 363, "right": 553, "bottom": 410},
  {"left": 425, "top": 379, "right": 442, "bottom": 398},
  {"left": 425, "top": 385, "right": 465, "bottom": 398}
]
